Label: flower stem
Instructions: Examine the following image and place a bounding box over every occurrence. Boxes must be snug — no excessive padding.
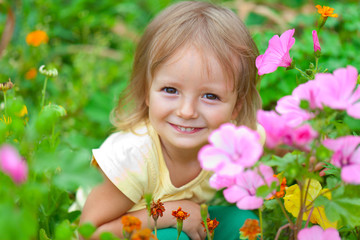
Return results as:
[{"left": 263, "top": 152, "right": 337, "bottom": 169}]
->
[
  {"left": 2, "top": 90, "right": 7, "bottom": 115},
  {"left": 275, "top": 223, "right": 290, "bottom": 240},
  {"left": 294, "top": 67, "right": 310, "bottom": 80},
  {"left": 259, "top": 208, "right": 264, "bottom": 240},
  {"left": 41, "top": 76, "right": 48, "bottom": 109},
  {"left": 315, "top": 57, "right": 319, "bottom": 73}
]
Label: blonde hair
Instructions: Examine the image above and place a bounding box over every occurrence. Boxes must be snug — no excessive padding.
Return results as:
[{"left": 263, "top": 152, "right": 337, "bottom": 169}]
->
[{"left": 111, "top": 1, "right": 261, "bottom": 130}]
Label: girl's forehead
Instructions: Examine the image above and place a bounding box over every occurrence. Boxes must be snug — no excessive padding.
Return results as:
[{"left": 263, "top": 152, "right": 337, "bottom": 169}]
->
[{"left": 157, "top": 45, "right": 237, "bottom": 89}]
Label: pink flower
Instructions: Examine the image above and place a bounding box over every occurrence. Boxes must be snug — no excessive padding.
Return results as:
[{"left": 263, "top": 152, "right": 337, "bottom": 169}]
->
[
  {"left": 292, "top": 65, "right": 360, "bottom": 119},
  {"left": 317, "top": 66, "right": 359, "bottom": 115},
  {"left": 292, "top": 80, "right": 323, "bottom": 109},
  {"left": 209, "top": 174, "right": 235, "bottom": 190},
  {"left": 257, "top": 110, "right": 288, "bottom": 148},
  {"left": 0, "top": 144, "right": 28, "bottom": 184},
  {"left": 312, "top": 30, "right": 321, "bottom": 52},
  {"left": 257, "top": 110, "right": 317, "bottom": 149},
  {"left": 276, "top": 95, "right": 313, "bottom": 127},
  {"left": 256, "top": 29, "right": 295, "bottom": 75},
  {"left": 291, "top": 124, "right": 318, "bottom": 147},
  {"left": 223, "top": 165, "right": 277, "bottom": 210},
  {"left": 298, "top": 226, "right": 340, "bottom": 240},
  {"left": 322, "top": 136, "right": 360, "bottom": 184},
  {"left": 198, "top": 123, "right": 262, "bottom": 177}
]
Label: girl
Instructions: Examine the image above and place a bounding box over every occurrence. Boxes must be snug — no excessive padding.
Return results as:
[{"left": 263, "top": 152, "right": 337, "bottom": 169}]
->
[{"left": 80, "top": 1, "right": 264, "bottom": 239}]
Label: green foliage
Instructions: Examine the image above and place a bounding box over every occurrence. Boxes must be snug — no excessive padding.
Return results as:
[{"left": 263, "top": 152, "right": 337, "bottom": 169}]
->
[{"left": 1, "top": 0, "right": 359, "bottom": 239}]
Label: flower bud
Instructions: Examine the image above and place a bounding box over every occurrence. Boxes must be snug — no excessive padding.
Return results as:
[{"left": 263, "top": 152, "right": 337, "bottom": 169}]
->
[{"left": 0, "top": 79, "right": 14, "bottom": 92}]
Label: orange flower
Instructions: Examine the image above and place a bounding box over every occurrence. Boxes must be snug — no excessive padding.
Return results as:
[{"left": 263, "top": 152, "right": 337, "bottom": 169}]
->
[
  {"left": 239, "top": 219, "right": 261, "bottom": 240},
  {"left": 121, "top": 215, "right": 142, "bottom": 234},
  {"left": 172, "top": 207, "right": 190, "bottom": 221},
  {"left": 150, "top": 199, "right": 165, "bottom": 221},
  {"left": 25, "top": 68, "right": 37, "bottom": 80},
  {"left": 315, "top": 5, "right": 338, "bottom": 18},
  {"left": 268, "top": 175, "right": 287, "bottom": 200},
  {"left": 131, "top": 228, "right": 155, "bottom": 240},
  {"left": 201, "top": 218, "right": 219, "bottom": 234},
  {"left": 26, "top": 30, "right": 49, "bottom": 47}
]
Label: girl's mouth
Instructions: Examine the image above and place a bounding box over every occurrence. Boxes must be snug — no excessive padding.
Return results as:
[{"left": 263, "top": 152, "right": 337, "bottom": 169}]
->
[{"left": 170, "top": 123, "right": 203, "bottom": 133}]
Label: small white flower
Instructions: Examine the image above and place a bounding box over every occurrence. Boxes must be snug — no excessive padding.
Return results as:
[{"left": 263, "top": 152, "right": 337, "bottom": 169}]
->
[{"left": 38, "top": 65, "right": 58, "bottom": 77}]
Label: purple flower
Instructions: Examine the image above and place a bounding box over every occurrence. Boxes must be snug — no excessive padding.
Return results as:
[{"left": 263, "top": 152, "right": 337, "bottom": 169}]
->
[
  {"left": 198, "top": 123, "right": 263, "bottom": 178},
  {"left": 256, "top": 29, "right": 295, "bottom": 75},
  {"left": 298, "top": 226, "right": 340, "bottom": 240},
  {"left": 322, "top": 136, "right": 360, "bottom": 184},
  {"left": 0, "top": 144, "right": 28, "bottom": 184},
  {"left": 312, "top": 30, "right": 321, "bottom": 53},
  {"left": 223, "top": 165, "right": 277, "bottom": 210}
]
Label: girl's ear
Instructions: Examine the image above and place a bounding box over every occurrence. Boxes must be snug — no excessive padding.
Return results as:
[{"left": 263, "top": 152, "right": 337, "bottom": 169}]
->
[{"left": 231, "top": 100, "right": 242, "bottom": 120}]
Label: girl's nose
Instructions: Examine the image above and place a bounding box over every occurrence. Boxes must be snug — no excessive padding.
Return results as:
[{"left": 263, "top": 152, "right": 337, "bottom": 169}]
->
[{"left": 176, "top": 98, "right": 198, "bottom": 119}]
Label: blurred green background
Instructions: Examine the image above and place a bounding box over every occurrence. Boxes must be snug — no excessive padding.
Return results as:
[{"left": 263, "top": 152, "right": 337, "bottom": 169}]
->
[
  {"left": 1, "top": 0, "right": 359, "bottom": 148},
  {"left": 1, "top": 0, "right": 359, "bottom": 239}
]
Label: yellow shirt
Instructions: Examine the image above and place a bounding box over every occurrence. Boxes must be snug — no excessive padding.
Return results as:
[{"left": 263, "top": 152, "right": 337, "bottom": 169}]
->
[{"left": 92, "top": 122, "right": 215, "bottom": 212}]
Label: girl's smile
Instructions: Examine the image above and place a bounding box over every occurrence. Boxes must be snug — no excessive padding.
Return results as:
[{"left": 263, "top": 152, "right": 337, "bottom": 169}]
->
[{"left": 169, "top": 123, "right": 204, "bottom": 134}]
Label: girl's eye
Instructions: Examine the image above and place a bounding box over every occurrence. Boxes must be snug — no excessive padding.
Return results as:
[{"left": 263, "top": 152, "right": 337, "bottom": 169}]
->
[
  {"left": 203, "top": 93, "right": 219, "bottom": 100},
  {"left": 162, "top": 87, "right": 178, "bottom": 94}
]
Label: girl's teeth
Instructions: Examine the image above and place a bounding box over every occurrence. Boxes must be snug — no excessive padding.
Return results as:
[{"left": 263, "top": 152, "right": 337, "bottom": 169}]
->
[{"left": 179, "top": 126, "right": 195, "bottom": 132}]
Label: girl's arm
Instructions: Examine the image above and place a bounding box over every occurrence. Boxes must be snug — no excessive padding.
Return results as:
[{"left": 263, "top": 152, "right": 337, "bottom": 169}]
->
[
  {"left": 79, "top": 173, "right": 135, "bottom": 239},
  {"left": 80, "top": 173, "right": 206, "bottom": 240}
]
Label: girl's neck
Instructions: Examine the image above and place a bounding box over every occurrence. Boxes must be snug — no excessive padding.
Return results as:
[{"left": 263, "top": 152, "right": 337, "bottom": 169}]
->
[
  {"left": 160, "top": 139, "right": 201, "bottom": 165},
  {"left": 160, "top": 140, "right": 203, "bottom": 188}
]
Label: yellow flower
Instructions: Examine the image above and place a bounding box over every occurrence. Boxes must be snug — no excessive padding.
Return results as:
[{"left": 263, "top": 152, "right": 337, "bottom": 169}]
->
[
  {"left": 25, "top": 68, "right": 37, "bottom": 80},
  {"left": 284, "top": 179, "right": 337, "bottom": 229},
  {"left": 16, "top": 105, "right": 28, "bottom": 118},
  {"left": 0, "top": 115, "right": 12, "bottom": 124},
  {"left": 26, "top": 30, "right": 49, "bottom": 47},
  {"left": 315, "top": 5, "right": 338, "bottom": 18}
]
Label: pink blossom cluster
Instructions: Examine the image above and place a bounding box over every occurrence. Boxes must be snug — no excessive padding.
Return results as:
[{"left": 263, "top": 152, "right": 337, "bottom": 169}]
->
[
  {"left": 298, "top": 226, "right": 340, "bottom": 240},
  {"left": 0, "top": 144, "right": 28, "bottom": 184},
  {"left": 293, "top": 65, "right": 360, "bottom": 119},
  {"left": 257, "top": 109, "right": 317, "bottom": 150},
  {"left": 198, "top": 123, "right": 277, "bottom": 210}
]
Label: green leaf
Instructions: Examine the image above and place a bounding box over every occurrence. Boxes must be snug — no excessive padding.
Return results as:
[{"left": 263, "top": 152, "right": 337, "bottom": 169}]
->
[
  {"left": 78, "top": 223, "right": 96, "bottom": 239},
  {"left": 39, "top": 229, "right": 51, "bottom": 240}
]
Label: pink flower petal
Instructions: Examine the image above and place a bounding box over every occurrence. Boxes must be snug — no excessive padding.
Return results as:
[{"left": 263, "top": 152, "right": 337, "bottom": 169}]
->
[
  {"left": 341, "top": 164, "right": 360, "bottom": 184},
  {"left": 0, "top": 144, "right": 28, "bottom": 184},
  {"left": 198, "top": 145, "right": 228, "bottom": 170},
  {"left": 276, "top": 95, "right": 312, "bottom": 127},
  {"left": 322, "top": 228, "right": 341, "bottom": 240},
  {"left": 297, "top": 226, "right": 325, "bottom": 240},
  {"left": 208, "top": 123, "right": 237, "bottom": 154},
  {"left": 236, "top": 196, "right": 264, "bottom": 210},
  {"left": 223, "top": 185, "right": 248, "bottom": 203},
  {"left": 209, "top": 174, "right": 235, "bottom": 189}
]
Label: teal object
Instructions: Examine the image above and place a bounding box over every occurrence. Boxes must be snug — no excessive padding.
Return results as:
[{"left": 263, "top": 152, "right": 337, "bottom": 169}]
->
[{"left": 156, "top": 205, "right": 259, "bottom": 240}]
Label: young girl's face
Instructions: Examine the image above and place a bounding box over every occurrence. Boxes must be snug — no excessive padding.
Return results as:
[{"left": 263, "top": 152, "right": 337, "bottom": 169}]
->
[{"left": 146, "top": 46, "right": 240, "bottom": 153}]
